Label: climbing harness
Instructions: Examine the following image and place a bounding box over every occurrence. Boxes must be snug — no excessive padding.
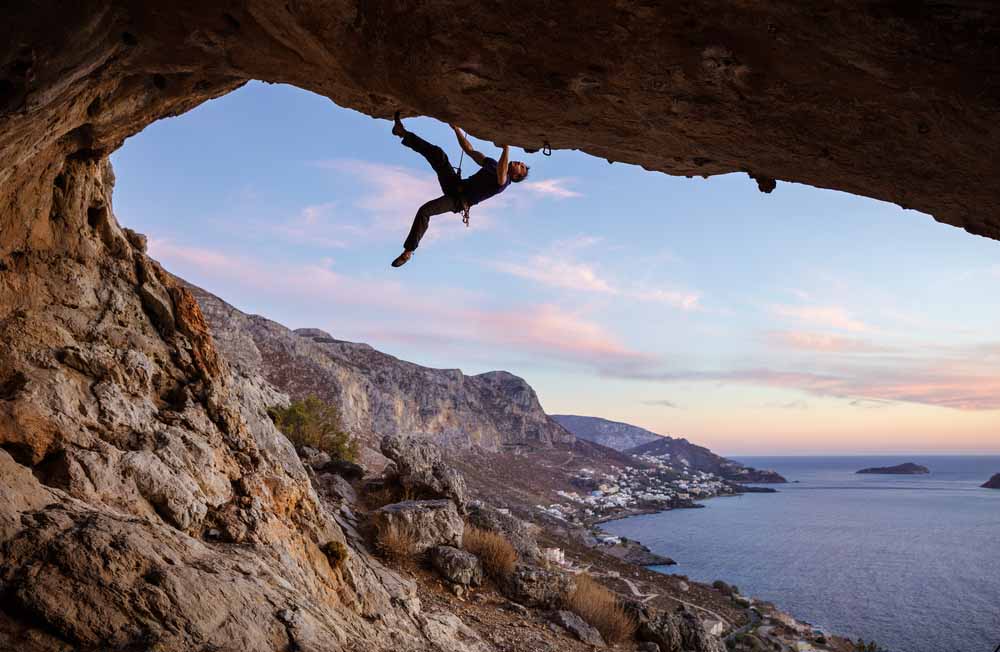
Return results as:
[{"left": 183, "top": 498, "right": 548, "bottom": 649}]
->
[
  {"left": 454, "top": 141, "right": 471, "bottom": 228},
  {"left": 542, "top": 140, "right": 552, "bottom": 156}
]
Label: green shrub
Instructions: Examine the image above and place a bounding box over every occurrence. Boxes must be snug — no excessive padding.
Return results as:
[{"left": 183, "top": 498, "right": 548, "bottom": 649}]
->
[
  {"left": 854, "top": 640, "right": 887, "bottom": 652},
  {"left": 269, "top": 395, "right": 358, "bottom": 461}
]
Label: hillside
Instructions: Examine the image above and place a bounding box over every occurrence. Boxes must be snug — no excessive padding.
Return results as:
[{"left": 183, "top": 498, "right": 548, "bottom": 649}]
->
[
  {"left": 626, "top": 436, "right": 786, "bottom": 483},
  {"left": 189, "top": 283, "right": 574, "bottom": 464},
  {"left": 555, "top": 415, "right": 786, "bottom": 483},
  {"left": 551, "top": 415, "right": 661, "bottom": 451}
]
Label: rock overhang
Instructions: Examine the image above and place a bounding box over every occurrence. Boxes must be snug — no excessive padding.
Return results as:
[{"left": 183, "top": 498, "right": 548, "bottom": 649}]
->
[{"left": 2, "top": 1, "right": 1000, "bottom": 248}]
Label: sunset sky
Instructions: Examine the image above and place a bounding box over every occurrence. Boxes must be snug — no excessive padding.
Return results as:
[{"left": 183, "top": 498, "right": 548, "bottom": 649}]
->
[{"left": 111, "top": 82, "right": 1000, "bottom": 455}]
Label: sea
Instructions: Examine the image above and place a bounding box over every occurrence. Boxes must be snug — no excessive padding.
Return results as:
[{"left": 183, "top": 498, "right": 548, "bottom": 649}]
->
[{"left": 601, "top": 456, "right": 1000, "bottom": 652}]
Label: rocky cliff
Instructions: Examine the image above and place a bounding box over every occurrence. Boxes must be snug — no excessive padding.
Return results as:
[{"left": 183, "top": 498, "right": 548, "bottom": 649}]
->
[
  {"left": 982, "top": 474, "right": 1000, "bottom": 489},
  {"left": 552, "top": 415, "right": 663, "bottom": 451},
  {"left": 0, "top": 162, "right": 492, "bottom": 651},
  {"left": 190, "top": 285, "right": 574, "bottom": 457},
  {"left": 4, "top": 3, "right": 1000, "bottom": 245}
]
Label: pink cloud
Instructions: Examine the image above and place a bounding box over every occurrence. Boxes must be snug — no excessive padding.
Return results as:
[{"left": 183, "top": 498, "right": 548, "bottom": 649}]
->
[
  {"left": 148, "top": 240, "right": 648, "bottom": 374},
  {"left": 605, "top": 365, "right": 1000, "bottom": 411},
  {"left": 773, "top": 304, "right": 869, "bottom": 332},
  {"left": 764, "top": 330, "right": 895, "bottom": 353},
  {"left": 491, "top": 256, "right": 616, "bottom": 294},
  {"left": 522, "top": 178, "right": 582, "bottom": 199},
  {"left": 490, "top": 245, "right": 701, "bottom": 311}
]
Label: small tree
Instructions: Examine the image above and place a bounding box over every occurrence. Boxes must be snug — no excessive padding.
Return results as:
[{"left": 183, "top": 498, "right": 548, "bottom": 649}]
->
[{"left": 269, "top": 395, "right": 358, "bottom": 461}]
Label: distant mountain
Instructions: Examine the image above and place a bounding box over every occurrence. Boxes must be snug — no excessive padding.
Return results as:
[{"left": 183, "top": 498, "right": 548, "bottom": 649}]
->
[
  {"left": 188, "top": 283, "right": 574, "bottom": 458},
  {"left": 556, "top": 415, "right": 786, "bottom": 483},
  {"left": 857, "top": 462, "right": 930, "bottom": 475},
  {"left": 551, "top": 415, "right": 661, "bottom": 451}
]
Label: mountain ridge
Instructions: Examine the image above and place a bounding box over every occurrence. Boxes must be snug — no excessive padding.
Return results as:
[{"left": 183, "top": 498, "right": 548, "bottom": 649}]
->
[{"left": 555, "top": 415, "right": 786, "bottom": 483}]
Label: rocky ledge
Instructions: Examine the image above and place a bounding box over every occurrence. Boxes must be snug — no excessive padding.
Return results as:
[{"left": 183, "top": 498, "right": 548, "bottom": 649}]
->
[
  {"left": 856, "top": 463, "right": 930, "bottom": 475},
  {"left": 982, "top": 474, "right": 1000, "bottom": 489}
]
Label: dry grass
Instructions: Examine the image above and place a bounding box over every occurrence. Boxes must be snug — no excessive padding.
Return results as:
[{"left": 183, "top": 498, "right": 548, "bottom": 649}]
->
[
  {"left": 566, "top": 574, "right": 637, "bottom": 644},
  {"left": 462, "top": 525, "right": 517, "bottom": 579},
  {"left": 364, "top": 485, "right": 400, "bottom": 510},
  {"left": 363, "top": 483, "right": 424, "bottom": 511},
  {"left": 376, "top": 522, "right": 420, "bottom": 562}
]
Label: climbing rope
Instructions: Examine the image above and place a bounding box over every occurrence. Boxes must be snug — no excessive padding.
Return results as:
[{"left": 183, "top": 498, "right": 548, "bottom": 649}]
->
[{"left": 454, "top": 142, "right": 470, "bottom": 227}]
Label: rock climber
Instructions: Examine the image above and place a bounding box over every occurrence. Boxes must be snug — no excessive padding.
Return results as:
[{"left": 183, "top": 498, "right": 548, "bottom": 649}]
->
[{"left": 389, "top": 112, "right": 529, "bottom": 267}]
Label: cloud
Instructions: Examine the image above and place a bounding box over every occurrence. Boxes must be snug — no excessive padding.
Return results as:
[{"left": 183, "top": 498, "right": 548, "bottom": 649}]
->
[
  {"left": 604, "top": 364, "right": 1000, "bottom": 411},
  {"left": 267, "top": 202, "right": 363, "bottom": 248},
  {"left": 642, "top": 399, "right": 681, "bottom": 408},
  {"left": 492, "top": 255, "right": 616, "bottom": 294},
  {"left": 522, "top": 178, "right": 582, "bottom": 199},
  {"left": 773, "top": 304, "right": 869, "bottom": 332},
  {"left": 764, "top": 400, "right": 810, "bottom": 410},
  {"left": 630, "top": 288, "right": 701, "bottom": 311},
  {"left": 490, "top": 243, "right": 701, "bottom": 311},
  {"left": 763, "top": 330, "right": 895, "bottom": 353},
  {"left": 148, "top": 239, "right": 649, "bottom": 374}
]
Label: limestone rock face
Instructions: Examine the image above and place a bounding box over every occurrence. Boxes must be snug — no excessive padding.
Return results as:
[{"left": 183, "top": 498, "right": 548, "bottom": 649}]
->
[
  {"left": 381, "top": 433, "right": 469, "bottom": 509},
  {"left": 502, "top": 564, "right": 575, "bottom": 610},
  {"left": 637, "top": 608, "right": 726, "bottom": 652},
  {"left": 0, "top": 161, "right": 486, "bottom": 651},
  {"left": 430, "top": 545, "right": 484, "bottom": 587},
  {"left": 372, "top": 500, "right": 465, "bottom": 554},
  {"left": 549, "top": 610, "right": 607, "bottom": 648},
  {"left": 192, "top": 287, "right": 574, "bottom": 454},
  {"left": 3, "top": 2, "right": 1000, "bottom": 248},
  {"left": 466, "top": 501, "right": 541, "bottom": 562}
]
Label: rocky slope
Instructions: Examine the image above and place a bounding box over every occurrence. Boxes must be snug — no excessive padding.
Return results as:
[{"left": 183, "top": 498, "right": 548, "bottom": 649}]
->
[
  {"left": 626, "top": 437, "right": 786, "bottom": 484},
  {"left": 190, "top": 285, "right": 574, "bottom": 460},
  {"left": 0, "top": 160, "right": 496, "bottom": 652},
  {"left": 552, "top": 415, "right": 661, "bottom": 451},
  {"left": 980, "top": 474, "right": 1000, "bottom": 489}
]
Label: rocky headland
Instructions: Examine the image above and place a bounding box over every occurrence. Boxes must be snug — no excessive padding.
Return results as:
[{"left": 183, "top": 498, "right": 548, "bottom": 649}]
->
[
  {"left": 856, "top": 462, "right": 930, "bottom": 475},
  {"left": 982, "top": 474, "right": 1000, "bottom": 489}
]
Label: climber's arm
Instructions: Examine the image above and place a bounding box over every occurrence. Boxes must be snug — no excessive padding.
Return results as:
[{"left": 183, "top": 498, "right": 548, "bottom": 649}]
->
[
  {"left": 451, "top": 125, "right": 486, "bottom": 166},
  {"left": 496, "top": 145, "right": 511, "bottom": 185}
]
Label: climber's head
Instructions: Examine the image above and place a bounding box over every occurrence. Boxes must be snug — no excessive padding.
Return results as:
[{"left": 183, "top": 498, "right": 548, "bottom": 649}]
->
[{"left": 509, "top": 161, "right": 530, "bottom": 183}]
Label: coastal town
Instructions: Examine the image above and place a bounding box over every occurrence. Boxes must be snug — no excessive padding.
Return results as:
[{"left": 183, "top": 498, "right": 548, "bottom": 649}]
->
[{"left": 537, "top": 448, "right": 777, "bottom": 524}]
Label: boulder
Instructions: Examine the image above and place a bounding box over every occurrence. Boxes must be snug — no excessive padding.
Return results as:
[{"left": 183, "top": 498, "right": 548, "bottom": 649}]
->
[
  {"left": 298, "top": 445, "right": 332, "bottom": 469},
  {"left": 431, "top": 545, "right": 483, "bottom": 587},
  {"left": 981, "top": 473, "right": 1000, "bottom": 489},
  {"left": 638, "top": 608, "right": 725, "bottom": 652},
  {"left": 317, "top": 458, "right": 366, "bottom": 482},
  {"left": 371, "top": 500, "right": 464, "bottom": 554},
  {"left": 549, "top": 610, "right": 606, "bottom": 647},
  {"left": 466, "top": 501, "right": 540, "bottom": 561},
  {"left": 380, "top": 434, "right": 467, "bottom": 509},
  {"left": 638, "top": 643, "right": 661, "bottom": 652},
  {"left": 502, "top": 564, "right": 575, "bottom": 609}
]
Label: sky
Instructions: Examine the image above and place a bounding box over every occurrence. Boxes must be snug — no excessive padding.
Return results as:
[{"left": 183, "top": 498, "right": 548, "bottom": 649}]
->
[{"left": 110, "top": 82, "right": 1000, "bottom": 455}]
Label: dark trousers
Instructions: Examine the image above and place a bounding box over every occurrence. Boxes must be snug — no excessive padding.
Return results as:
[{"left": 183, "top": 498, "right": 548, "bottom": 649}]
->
[{"left": 401, "top": 132, "right": 462, "bottom": 251}]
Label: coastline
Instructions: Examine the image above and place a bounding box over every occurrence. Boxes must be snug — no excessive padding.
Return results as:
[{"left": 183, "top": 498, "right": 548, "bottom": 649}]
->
[{"left": 595, "top": 487, "right": 857, "bottom": 652}]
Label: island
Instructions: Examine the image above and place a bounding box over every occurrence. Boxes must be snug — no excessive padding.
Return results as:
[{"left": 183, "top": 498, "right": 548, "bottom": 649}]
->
[
  {"left": 982, "top": 473, "right": 1000, "bottom": 489},
  {"left": 857, "top": 462, "right": 930, "bottom": 475}
]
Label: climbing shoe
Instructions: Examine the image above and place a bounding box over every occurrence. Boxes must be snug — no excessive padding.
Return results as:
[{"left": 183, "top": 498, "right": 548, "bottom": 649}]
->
[
  {"left": 390, "top": 250, "right": 412, "bottom": 268},
  {"left": 391, "top": 111, "right": 406, "bottom": 137}
]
